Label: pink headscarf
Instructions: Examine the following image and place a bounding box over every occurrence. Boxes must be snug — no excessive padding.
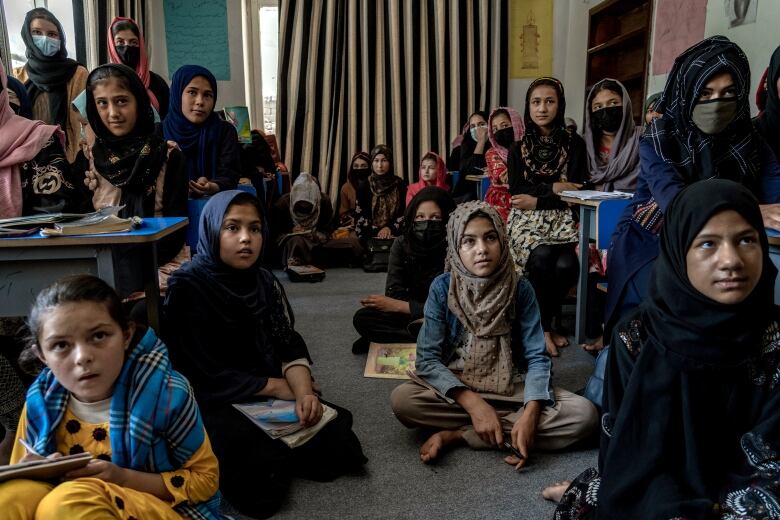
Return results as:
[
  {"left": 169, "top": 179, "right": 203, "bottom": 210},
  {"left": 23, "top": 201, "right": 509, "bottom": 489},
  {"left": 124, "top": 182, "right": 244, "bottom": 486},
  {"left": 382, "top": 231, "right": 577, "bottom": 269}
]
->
[
  {"left": 487, "top": 106, "right": 524, "bottom": 163},
  {"left": 0, "top": 64, "right": 61, "bottom": 218},
  {"left": 107, "top": 17, "right": 160, "bottom": 111},
  {"left": 406, "top": 151, "right": 449, "bottom": 205}
]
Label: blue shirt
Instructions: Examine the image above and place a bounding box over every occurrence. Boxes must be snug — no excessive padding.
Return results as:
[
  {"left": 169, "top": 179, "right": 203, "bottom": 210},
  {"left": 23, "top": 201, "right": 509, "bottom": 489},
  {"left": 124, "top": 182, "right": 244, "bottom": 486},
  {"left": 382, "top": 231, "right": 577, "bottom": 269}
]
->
[{"left": 415, "top": 273, "right": 554, "bottom": 405}]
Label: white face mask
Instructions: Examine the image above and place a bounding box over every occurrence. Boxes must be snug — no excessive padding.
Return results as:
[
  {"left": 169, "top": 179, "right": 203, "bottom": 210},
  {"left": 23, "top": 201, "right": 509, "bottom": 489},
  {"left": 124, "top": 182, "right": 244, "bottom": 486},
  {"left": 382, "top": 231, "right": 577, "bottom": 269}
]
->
[{"left": 32, "top": 35, "right": 61, "bottom": 57}]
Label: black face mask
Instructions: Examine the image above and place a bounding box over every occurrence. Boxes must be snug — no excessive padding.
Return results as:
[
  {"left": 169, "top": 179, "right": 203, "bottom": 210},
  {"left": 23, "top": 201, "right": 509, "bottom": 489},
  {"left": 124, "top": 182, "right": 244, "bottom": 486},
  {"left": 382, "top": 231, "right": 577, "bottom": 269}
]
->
[
  {"left": 591, "top": 105, "right": 623, "bottom": 133},
  {"left": 115, "top": 45, "right": 140, "bottom": 69},
  {"left": 412, "top": 219, "right": 445, "bottom": 244},
  {"left": 494, "top": 127, "right": 515, "bottom": 148},
  {"left": 353, "top": 167, "right": 370, "bottom": 181}
]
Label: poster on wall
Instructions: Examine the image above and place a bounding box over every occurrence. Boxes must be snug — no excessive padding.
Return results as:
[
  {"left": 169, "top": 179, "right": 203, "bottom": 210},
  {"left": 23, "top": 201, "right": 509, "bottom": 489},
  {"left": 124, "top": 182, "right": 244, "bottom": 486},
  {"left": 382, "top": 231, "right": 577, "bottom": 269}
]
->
[
  {"left": 164, "top": 0, "right": 231, "bottom": 80},
  {"left": 651, "top": 0, "right": 708, "bottom": 75},
  {"left": 510, "top": 0, "right": 553, "bottom": 79},
  {"left": 725, "top": 0, "right": 758, "bottom": 28}
]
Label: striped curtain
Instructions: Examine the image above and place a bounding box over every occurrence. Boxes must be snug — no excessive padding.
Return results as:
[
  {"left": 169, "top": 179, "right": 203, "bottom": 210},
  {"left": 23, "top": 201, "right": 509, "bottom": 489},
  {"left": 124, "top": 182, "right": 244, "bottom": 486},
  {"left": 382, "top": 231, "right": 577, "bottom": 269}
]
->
[{"left": 277, "top": 0, "right": 508, "bottom": 202}]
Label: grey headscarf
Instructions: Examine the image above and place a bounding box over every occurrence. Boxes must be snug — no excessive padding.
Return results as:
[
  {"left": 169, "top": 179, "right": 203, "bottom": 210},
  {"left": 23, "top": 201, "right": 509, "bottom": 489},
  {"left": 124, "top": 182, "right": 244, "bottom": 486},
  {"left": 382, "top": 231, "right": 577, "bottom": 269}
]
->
[
  {"left": 583, "top": 78, "right": 642, "bottom": 191},
  {"left": 445, "top": 201, "right": 517, "bottom": 396},
  {"left": 289, "top": 172, "right": 321, "bottom": 230}
]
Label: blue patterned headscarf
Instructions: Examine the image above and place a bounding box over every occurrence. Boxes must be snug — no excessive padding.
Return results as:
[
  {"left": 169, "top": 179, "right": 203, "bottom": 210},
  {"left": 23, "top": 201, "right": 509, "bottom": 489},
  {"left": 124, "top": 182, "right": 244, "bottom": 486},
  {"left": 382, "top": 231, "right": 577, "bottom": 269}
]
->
[
  {"left": 24, "top": 328, "right": 222, "bottom": 518},
  {"left": 162, "top": 65, "right": 222, "bottom": 181}
]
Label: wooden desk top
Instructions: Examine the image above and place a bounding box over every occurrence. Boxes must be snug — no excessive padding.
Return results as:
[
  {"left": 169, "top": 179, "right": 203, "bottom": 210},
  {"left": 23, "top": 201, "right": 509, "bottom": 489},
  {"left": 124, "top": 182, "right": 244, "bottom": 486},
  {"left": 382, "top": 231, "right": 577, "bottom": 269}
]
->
[
  {"left": 560, "top": 196, "right": 602, "bottom": 208},
  {"left": 0, "top": 217, "right": 188, "bottom": 248}
]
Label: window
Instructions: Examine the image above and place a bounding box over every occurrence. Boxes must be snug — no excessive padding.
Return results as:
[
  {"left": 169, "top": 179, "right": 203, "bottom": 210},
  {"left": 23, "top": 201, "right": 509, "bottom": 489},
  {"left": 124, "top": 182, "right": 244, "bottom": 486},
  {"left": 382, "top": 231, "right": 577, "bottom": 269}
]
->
[
  {"left": 4, "top": 0, "right": 80, "bottom": 71},
  {"left": 258, "top": 4, "right": 278, "bottom": 134}
]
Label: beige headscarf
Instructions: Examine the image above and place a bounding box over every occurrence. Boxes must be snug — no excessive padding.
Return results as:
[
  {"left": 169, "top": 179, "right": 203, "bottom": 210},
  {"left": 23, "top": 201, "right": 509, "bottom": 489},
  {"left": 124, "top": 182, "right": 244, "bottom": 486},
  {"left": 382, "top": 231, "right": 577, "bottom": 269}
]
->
[
  {"left": 446, "top": 201, "right": 518, "bottom": 395},
  {"left": 289, "top": 172, "right": 321, "bottom": 230}
]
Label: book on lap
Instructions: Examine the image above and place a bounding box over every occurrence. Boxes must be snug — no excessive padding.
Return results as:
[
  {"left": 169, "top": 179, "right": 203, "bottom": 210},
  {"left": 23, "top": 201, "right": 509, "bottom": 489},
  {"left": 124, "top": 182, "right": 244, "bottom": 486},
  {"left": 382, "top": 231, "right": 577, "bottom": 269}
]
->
[
  {"left": 0, "top": 452, "right": 92, "bottom": 482},
  {"left": 232, "top": 399, "right": 337, "bottom": 448}
]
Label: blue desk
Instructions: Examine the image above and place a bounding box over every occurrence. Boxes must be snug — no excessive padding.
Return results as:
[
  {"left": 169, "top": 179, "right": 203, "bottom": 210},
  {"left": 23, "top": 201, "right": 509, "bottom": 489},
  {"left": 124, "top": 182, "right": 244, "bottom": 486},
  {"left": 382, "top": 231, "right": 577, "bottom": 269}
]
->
[
  {"left": 560, "top": 196, "right": 632, "bottom": 344},
  {"left": 0, "top": 217, "right": 188, "bottom": 330},
  {"left": 769, "top": 230, "right": 780, "bottom": 304}
]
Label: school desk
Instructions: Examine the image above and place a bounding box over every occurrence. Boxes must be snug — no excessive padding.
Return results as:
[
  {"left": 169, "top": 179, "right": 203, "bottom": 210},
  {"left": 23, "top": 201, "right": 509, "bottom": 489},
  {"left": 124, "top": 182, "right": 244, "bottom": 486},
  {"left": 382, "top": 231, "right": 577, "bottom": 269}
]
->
[
  {"left": 560, "top": 196, "right": 632, "bottom": 344},
  {"left": 0, "top": 217, "right": 188, "bottom": 331},
  {"left": 768, "top": 229, "right": 780, "bottom": 304}
]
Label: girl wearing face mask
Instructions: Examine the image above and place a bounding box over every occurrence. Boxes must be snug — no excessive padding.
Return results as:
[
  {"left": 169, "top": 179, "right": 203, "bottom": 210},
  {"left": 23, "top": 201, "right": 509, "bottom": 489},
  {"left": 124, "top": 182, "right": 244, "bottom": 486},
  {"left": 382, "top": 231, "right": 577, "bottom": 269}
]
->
[
  {"left": 352, "top": 187, "right": 456, "bottom": 353},
  {"left": 484, "top": 107, "right": 525, "bottom": 221},
  {"left": 550, "top": 180, "right": 780, "bottom": 519},
  {"left": 605, "top": 36, "right": 780, "bottom": 340},
  {"left": 163, "top": 65, "right": 240, "bottom": 197},
  {"left": 583, "top": 79, "right": 641, "bottom": 192},
  {"left": 107, "top": 17, "right": 170, "bottom": 120},
  {"left": 338, "top": 151, "right": 370, "bottom": 227},
  {"left": 354, "top": 144, "right": 406, "bottom": 241},
  {"left": 16, "top": 8, "right": 88, "bottom": 163},
  {"left": 406, "top": 152, "right": 449, "bottom": 205},
  {"left": 451, "top": 111, "right": 492, "bottom": 202},
  {"left": 505, "top": 77, "right": 587, "bottom": 357}
]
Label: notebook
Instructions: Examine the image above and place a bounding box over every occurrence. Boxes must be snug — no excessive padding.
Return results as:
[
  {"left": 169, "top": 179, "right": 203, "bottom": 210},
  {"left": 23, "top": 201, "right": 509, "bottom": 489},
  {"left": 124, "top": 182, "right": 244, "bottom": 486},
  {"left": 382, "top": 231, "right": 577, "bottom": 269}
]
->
[
  {"left": 0, "top": 452, "right": 92, "bottom": 483},
  {"left": 232, "top": 400, "right": 337, "bottom": 448}
]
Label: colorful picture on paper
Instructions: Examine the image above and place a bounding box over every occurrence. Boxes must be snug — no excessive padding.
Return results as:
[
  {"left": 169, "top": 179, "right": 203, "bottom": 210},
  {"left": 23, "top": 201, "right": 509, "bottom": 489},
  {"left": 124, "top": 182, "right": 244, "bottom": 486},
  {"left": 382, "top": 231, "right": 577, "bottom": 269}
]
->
[{"left": 364, "top": 343, "right": 417, "bottom": 379}]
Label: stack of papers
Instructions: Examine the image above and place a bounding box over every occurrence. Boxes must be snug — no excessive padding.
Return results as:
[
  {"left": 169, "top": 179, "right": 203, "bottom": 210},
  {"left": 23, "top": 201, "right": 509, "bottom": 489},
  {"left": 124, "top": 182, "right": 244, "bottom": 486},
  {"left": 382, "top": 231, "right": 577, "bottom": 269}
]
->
[
  {"left": 233, "top": 399, "right": 337, "bottom": 448},
  {"left": 560, "top": 190, "right": 633, "bottom": 201},
  {"left": 0, "top": 206, "right": 136, "bottom": 237}
]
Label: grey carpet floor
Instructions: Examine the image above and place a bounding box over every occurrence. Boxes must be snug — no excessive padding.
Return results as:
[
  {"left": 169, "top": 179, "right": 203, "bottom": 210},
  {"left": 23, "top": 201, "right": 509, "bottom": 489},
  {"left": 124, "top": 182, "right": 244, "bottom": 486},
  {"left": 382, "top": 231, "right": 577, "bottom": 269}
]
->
[{"left": 228, "top": 267, "right": 597, "bottom": 520}]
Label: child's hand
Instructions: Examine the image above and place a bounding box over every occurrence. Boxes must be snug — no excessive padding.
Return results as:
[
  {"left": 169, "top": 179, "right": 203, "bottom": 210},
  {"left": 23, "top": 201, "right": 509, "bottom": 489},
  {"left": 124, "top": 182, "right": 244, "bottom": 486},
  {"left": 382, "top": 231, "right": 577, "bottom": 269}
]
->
[
  {"left": 189, "top": 177, "right": 219, "bottom": 197},
  {"left": 296, "top": 394, "right": 323, "bottom": 428},
  {"left": 64, "top": 458, "right": 126, "bottom": 485}
]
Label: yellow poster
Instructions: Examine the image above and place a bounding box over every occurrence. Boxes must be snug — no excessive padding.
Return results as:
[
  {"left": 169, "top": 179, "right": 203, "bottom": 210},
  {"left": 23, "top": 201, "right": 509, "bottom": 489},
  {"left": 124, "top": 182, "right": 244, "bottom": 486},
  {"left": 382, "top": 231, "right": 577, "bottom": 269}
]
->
[{"left": 510, "top": 0, "right": 553, "bottom": 78}]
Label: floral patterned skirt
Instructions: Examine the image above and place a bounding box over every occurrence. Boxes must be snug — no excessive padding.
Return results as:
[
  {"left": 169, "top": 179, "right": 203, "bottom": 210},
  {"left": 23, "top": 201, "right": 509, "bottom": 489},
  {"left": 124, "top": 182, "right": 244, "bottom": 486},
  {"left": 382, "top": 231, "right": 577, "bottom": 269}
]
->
[
  {"left": 553, "top": 467, "right": 600, "bottom": 520},
  {"left": 507, "top": 208, "right": 578, "bottom": 273}
]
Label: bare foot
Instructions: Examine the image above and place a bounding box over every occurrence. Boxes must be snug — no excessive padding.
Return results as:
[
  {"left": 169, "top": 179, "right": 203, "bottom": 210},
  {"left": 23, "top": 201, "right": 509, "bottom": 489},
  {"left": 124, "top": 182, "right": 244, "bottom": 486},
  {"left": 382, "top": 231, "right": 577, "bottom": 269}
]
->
[
  {"left": 420, "top": 430, "right": 464, "bottom": 463},
  {"left": 544, "top": 332, "right": 560, "bottom": 357},
  {"left": 550, "top": 331, "right": 569, "bottom": 348},
  {"left": 582, "top": 335, "right": 604, "bottom": 352},
  {"left": 542, "top": 480, "right": 571, "bottom": 502}
]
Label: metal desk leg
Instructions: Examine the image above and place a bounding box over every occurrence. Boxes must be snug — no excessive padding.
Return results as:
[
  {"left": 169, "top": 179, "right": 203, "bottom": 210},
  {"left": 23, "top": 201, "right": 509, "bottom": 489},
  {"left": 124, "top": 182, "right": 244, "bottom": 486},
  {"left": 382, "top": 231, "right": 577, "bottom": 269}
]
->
[
  {"left": 575, "top": 205, "right": 591, "bottom": 344},
  {"left": 144, "top": 244, "right": 161, "bottom": 332}
]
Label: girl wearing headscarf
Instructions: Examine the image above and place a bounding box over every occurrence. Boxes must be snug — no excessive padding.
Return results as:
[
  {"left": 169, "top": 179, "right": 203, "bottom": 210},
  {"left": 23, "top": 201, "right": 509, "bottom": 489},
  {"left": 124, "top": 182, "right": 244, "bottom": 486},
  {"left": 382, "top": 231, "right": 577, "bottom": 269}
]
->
[
  {"left": 16, "top": 8, "right": 88, "bottom": 163},
  {"left": 272, "top": 172, "right": 361, "bottom": 269},
  {"left": 484, "top": 107, "right": 524, "bottom": 221},
  {"left": 354, "top": 144, "right": 406, "bottom": 242},
  {"left": 107, "top": 17, "right": 170, "bottom": 120},
  {"left": 352, "top": 187, "right": 456, "bottom": 353},
  {"left": 163, "top": 190, "right": 367, "bottom": 518},
  {"left": 605, "top": 36, "right": 780, "bottom": 337},
  {"left": 162, "top": 65, "right": 240, "bottom": 197},
  {"left": 452, "top": 111, "right": 492, "bottom": 202},
  {"left": 337, "top": 150, "right": 370, "bottom": 227},
  {"left": 551, "top": 179, "right": 780, "bottom": 519},
  {"left": 405, "top": 151, "right": 449, "bottom": 205},
  {"left": 755, "top": 45, "right": 780, "bottom": 170},
  {"left": 583, "top": 79, "right": 641, "bottom": 191},
  {"left": 390, "top": 201, "right": 597, "bottom": 466},
  {"left": 506, "top": 77, "right": 586, "bottom": 356},
  {"left": 0, "top": 61, "right": 79, "bottom": 218},
  {"left": 76, "top": 64, "right": 188, "bottom": 296},
  {"left": 5, "top": 75, "right": 32, "bottom": 119}
]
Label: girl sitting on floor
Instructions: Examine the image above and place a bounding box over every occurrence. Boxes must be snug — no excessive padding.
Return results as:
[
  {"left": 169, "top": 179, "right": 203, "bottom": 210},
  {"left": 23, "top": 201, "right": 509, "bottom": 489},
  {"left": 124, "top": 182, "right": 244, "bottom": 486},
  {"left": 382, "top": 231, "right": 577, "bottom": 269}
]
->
[
  {"left": 354, "top": 144, "right": 406, "bottom": 242},
  {"left": 0, "top": 275, "right": 221, "bottom": 519},
  {"left": 352, "top": 187, "right": 457, "bottom": 353},
  {"left": 549, "top": 180, "right": 780, "bottom": 519},
  {"left": 390, "top": 201, "right": 597, "bottom": 466},
  {"left": 163, "top": 190, "right": 367, "bottom": 519}
]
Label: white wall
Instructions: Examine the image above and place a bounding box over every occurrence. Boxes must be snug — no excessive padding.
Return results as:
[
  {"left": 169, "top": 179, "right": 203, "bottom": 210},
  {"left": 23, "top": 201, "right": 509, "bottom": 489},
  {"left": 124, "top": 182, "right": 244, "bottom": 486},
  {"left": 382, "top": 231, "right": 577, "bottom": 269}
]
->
[
  {"left": 647, "top": 0, "right": 780, "bottom": 115},
  {"left": 145, "top": 0, "right": 248, "bottom": 109}
]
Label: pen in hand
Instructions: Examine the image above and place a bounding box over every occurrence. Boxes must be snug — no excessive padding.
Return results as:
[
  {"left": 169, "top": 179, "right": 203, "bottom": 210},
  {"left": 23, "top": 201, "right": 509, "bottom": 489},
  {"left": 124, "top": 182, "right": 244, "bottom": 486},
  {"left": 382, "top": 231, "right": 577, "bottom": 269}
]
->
[
  {"left": 18, "top": 438, "right": 41, "bottom": 457},
  {"left": 502, "top": 440, "right": 524, "bottom": 460}
]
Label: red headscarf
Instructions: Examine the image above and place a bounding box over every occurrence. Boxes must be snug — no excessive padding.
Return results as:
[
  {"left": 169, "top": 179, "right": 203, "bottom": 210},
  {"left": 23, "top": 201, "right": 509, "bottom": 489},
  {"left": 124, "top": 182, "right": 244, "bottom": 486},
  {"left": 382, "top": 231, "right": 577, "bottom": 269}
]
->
[
  {"left": 107, "top": 17, "right": 159, "bottom": 111},
  {"left": 406, "top": 151, "right": 448, "bottom": 205}
]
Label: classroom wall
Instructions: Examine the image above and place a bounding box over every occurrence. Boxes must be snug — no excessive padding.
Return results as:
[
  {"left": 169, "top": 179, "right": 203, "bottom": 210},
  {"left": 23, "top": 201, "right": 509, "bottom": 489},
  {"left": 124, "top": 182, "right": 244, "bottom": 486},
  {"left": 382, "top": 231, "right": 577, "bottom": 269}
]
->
[
  {"left": 647, "top": 0, "right": 780, "bottom": 115},
  {"left": 145, "top": 0, "right": 248, "bottom": 110}
]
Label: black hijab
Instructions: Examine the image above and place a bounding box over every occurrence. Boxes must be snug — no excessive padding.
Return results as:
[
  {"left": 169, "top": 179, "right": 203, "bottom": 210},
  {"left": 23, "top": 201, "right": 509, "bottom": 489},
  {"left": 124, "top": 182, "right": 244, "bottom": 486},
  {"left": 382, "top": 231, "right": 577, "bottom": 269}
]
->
[
  {"left": 402, "top": 186, "right": 456, "bottom": 259},
  {"left": 645, "top": 36, "right": 760, "bottom": 189},
  {"left": 598, "top": 180, "right": 779, "bottom": 518},
  {"left": 21, "top": 8, "right": 80, "bottom": 129},
  {"left": 85, "top": 64, "right": 167, "bottom": 215},
  {"left": 520, "top": 77, "right": 573, "bottom": 179},
  {"left": 755, "top": 44, "right": 780, "bottom": 161}
]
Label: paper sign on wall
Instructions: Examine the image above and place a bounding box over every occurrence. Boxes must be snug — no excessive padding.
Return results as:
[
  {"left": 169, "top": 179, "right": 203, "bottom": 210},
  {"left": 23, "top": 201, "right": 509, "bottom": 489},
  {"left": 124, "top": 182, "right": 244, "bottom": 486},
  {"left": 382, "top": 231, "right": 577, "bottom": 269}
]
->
[{"left": 510, "top": 0, "right": 553, "bottom": 79}]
